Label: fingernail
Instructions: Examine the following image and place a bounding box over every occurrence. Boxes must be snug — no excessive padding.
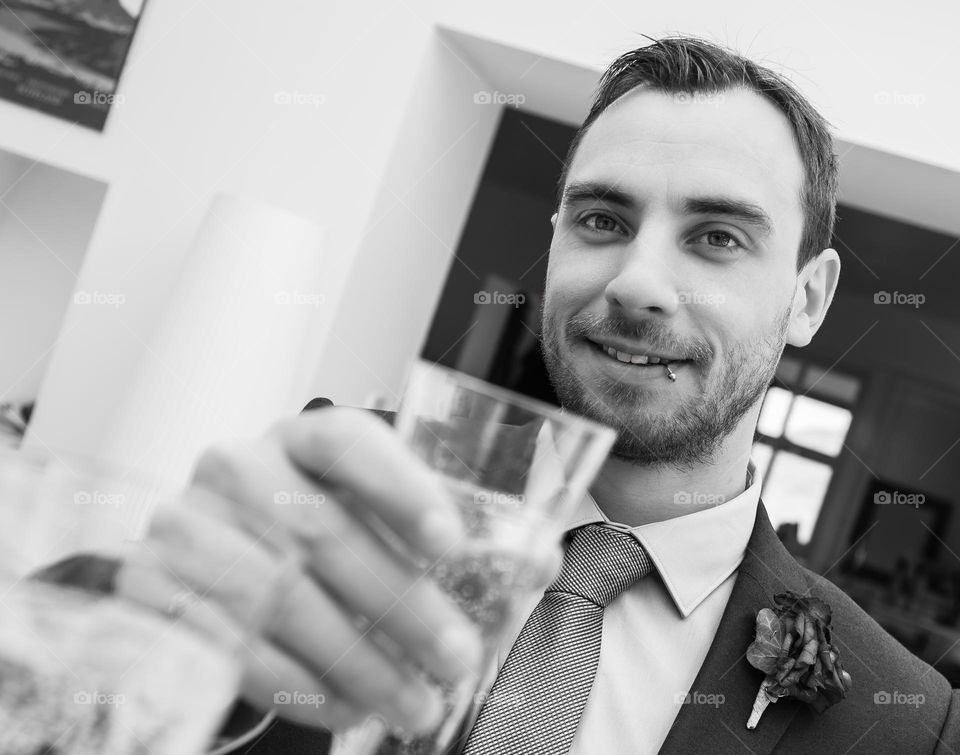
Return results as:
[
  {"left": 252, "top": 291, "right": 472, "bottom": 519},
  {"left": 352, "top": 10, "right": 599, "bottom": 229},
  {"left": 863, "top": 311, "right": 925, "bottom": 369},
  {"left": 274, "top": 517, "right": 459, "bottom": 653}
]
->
[
  {"left": 419, "top": 510, "right": 462, "bottom": 549},
  {"left": 440, "top": 624, "right": 483, "bottom": 675},
  {"left": 403, "top": 687, "right": 444, "bottom": 732}
]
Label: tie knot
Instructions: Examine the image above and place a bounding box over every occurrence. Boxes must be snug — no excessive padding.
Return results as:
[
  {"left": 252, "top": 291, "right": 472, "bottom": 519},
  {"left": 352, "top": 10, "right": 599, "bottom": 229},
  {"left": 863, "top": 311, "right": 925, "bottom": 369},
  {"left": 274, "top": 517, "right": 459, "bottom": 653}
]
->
[{"left": 546, "top": 523, "right": 653, "bottom": 607}]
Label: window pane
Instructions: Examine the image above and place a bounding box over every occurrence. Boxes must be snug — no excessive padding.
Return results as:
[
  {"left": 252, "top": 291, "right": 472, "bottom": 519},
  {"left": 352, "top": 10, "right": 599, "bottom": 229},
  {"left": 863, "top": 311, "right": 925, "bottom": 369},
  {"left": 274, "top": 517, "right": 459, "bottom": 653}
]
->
[
  {"left": 801, "top": 366, "right": 860, "bottom": 405},
  {"left": 751, "top": 442, "right": 774, "bottom": 482},
  {"left": 757, "top": 387, "right": 793, "bottom": 438},
  {"left": 763, "top": 452, "right": 832, "bottom": 544},
  {"left": 784, "top": 395, "right": 852, "bottom": 456}
]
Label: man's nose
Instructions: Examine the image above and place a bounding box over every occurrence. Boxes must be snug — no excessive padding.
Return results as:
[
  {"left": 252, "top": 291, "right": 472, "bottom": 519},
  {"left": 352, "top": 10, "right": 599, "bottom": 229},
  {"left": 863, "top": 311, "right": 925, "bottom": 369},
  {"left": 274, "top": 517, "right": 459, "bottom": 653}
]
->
[{"left": 603, "top": 229, "right": 681, "bottom": 318}]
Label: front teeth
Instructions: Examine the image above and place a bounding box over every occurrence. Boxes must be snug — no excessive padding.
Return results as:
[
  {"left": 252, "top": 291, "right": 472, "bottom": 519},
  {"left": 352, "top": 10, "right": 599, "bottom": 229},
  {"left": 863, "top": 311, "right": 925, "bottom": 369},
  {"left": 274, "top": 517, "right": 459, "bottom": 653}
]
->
[{"left": 604, "top": 346, "right": 662, "bottom": 365}]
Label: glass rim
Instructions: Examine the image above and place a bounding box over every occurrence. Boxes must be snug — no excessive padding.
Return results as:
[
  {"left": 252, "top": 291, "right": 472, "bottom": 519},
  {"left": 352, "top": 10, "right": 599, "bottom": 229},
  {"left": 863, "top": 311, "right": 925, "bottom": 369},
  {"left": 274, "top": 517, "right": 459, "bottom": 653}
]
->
[{"left": 404, "top": 359, "right": 616, "bottom": 439}]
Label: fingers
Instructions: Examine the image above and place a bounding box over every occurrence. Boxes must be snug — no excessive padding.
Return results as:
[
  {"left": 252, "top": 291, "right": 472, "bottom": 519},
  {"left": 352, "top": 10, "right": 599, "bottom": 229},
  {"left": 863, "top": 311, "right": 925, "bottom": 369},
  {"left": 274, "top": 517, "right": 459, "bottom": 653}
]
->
[
  {"left": 120, "top": 498, "right": 282, "bottom": 630},
  {"left": 240, "top": 640, "right": 363, "bottom": 731},
  {"left": 275, "top": 408, "right": 464, "bottom": 561},
  {"left": 189, "top": 452, "right": 484, "bottom": 687},
  {"left": 124, "top": 502, "right": 447, "bottom": 733},
  {"left": 169, "top": 408, "right": 499, "bottom": 733},
  {"left": 294, "top": 488, "right": 483, "bottom": 684},
  {"left": 261, "top": 551, "right": 444, "bottom": 730}
]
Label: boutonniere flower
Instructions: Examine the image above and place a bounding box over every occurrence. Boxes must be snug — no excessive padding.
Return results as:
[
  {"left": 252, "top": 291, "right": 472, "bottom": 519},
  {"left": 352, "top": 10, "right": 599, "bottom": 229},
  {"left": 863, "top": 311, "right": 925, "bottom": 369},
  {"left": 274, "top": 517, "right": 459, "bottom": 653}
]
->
[{"left": 745, "top": 591, "right": 853, "bottom": 729}]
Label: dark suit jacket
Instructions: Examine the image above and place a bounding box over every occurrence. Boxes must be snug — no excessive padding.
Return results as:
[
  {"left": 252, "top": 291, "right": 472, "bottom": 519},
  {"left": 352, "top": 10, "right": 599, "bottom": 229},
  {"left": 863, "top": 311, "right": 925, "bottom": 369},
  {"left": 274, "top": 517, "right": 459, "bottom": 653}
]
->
[{"left": 59, "top": 398, "right": 956, "bottom": 754}]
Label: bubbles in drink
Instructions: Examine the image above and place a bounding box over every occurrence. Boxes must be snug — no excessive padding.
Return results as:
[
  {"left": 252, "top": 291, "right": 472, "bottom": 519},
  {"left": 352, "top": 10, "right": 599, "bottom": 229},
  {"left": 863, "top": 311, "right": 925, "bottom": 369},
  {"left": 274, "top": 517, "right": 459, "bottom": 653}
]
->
[
  {"left": 428, "top": 478, "right": 550, "bottom": 637},
  {"left": 0, "top": 583, "right": 239, "bottom": 754},
  {"left": 430, "top": 548, "right": 529, "bottom": 637},
  {"left": 369, "top": 479, "right": 557, "bottom": 755}
]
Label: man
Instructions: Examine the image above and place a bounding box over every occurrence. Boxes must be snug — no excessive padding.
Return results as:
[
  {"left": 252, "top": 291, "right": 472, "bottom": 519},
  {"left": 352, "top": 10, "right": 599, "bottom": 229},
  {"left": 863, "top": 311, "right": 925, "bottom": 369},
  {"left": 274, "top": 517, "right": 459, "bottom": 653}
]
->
[{"left": 121, "top": 36, "right": 959, "bottom": 753}]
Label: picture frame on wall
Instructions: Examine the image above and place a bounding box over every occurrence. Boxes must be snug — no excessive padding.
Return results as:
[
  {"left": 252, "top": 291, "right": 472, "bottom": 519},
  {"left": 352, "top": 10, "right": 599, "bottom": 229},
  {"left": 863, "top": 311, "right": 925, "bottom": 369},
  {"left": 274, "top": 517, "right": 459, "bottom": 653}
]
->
[{"left": 0, "top": 0, "right": 147, "bottom": 131}]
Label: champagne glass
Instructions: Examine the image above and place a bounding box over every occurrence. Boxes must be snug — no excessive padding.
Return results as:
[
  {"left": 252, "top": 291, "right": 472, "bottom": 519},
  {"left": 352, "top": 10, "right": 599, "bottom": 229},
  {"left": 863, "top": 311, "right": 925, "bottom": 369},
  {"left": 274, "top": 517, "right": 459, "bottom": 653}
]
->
[
  {"left": 0, "top": 447, "right": 265, "bottom": 754},
  {"left": 333, "top": 359, "right": 616, "bottom": 754}
]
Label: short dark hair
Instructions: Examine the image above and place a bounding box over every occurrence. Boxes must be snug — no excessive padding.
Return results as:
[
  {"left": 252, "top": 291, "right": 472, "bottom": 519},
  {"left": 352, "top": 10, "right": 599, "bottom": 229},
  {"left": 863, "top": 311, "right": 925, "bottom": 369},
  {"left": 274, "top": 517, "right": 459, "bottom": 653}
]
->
[{"left": 558, "top": 36, "right": 838, "bottom": 271}]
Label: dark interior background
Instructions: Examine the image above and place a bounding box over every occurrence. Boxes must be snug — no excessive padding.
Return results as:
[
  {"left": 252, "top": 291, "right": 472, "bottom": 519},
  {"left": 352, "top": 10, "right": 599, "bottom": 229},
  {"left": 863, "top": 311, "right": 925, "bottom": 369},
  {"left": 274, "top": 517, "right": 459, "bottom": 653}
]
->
[
  {"left": 423, "top": 108, "right": 960, "bottom": 390},
  {"left": 422, "top": 107, "right": 960, "bottom": 684}
]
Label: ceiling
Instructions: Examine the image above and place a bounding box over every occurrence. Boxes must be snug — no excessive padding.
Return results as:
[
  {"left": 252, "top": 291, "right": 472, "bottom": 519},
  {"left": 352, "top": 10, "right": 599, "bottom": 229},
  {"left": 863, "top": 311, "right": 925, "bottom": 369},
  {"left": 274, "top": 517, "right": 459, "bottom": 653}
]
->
[{"left": 443, "top": 26, "right": 960, "bottom": 241}]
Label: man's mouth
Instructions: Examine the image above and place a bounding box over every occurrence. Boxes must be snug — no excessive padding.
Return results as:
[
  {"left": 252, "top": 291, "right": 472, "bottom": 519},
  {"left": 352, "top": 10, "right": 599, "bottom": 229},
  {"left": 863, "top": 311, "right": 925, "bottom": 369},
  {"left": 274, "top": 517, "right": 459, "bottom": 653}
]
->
[{"left": 585, "top": 338, "right": 687, "bottom": 367}]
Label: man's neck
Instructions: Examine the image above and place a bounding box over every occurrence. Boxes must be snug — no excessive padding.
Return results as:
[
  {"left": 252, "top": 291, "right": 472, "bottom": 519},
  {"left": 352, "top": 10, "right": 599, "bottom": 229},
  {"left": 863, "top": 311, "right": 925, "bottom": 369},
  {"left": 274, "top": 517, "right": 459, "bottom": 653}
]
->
[{"left": 588, "top": 429, "right": 755, "bottom": 527}]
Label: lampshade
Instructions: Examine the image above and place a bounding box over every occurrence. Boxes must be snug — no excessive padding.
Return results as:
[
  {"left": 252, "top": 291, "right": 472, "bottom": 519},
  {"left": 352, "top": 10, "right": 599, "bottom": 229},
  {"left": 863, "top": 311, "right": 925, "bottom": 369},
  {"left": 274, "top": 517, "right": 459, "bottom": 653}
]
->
[{"left": 94, "top": 193, "right": 325, "bottom": 535}]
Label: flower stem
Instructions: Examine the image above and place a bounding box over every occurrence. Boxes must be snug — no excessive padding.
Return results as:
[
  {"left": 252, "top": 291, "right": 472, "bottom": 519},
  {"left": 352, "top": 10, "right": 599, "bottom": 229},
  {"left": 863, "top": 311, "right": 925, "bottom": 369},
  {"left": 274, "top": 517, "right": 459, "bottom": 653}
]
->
[{"left": 747, "top": 686, "right": 772, "bottom": 730}]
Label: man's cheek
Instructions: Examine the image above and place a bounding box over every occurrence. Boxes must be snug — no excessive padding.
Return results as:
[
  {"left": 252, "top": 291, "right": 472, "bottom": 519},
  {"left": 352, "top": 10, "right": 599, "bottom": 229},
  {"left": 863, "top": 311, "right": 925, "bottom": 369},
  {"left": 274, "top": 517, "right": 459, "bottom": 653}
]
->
[
  {"left": 541, "top": 284, "right": 578, "bottom": 333},
  {"left": 548, "top": 276, "right": 607, "bottom": 321}
]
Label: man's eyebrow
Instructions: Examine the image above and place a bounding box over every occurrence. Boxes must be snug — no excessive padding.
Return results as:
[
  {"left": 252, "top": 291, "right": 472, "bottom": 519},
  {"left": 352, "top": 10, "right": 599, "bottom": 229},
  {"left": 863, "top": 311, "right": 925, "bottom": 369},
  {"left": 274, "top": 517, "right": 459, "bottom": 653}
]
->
[
  {"left": 683, "top": 197, "right": 774, "bottom": 237},
  {"left": 561, "top": 181, "right": 635, "bottom": 208},
  {"left": 562, "top": 183, "right": 776, "bottom": 237}
]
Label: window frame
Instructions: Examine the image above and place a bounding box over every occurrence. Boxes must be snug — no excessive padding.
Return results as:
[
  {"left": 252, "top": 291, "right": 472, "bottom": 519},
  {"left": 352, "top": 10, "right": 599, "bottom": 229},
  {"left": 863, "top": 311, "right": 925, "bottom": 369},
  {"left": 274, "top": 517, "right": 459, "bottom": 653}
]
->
[{"left": 753, "top": 352, "right": 866, "bottom": 554}]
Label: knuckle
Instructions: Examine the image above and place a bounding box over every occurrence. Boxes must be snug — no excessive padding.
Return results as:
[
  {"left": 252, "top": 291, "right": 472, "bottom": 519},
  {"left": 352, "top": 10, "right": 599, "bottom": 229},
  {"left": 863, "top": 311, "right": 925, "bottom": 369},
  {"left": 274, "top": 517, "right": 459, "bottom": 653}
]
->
[
  {"left": 145, "top": 505, "right": 183, "bottom": 542},
  {"left": 298, "top": 512, "right": 342, "bottom": 553},
  {"left": 266, "top": 415, "right": 296, "bottom": 439},
  {"left": 191, "top": 444, "right": 243, "bottom": 489},
  {"left": 288, "top": 409, "right": 391, "bottom": 473},
  {"left": 300, "top": 407, "right": 384, "bottom": 447}
]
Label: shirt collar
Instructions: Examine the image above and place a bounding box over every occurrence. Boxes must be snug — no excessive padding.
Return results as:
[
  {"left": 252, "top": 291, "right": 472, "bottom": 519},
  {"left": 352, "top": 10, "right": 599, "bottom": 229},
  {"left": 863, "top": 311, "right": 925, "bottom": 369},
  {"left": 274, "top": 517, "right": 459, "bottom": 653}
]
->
[{"left": 564, "top": 461, "right": 761, "bottom": 618}]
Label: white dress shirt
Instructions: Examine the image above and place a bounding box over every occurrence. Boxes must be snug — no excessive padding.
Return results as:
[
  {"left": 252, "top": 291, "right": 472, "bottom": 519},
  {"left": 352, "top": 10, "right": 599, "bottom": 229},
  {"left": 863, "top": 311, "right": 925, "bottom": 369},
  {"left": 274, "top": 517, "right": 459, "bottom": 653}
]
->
[{"left": 483, "top": 460, "right": 761, "bottom": 754}]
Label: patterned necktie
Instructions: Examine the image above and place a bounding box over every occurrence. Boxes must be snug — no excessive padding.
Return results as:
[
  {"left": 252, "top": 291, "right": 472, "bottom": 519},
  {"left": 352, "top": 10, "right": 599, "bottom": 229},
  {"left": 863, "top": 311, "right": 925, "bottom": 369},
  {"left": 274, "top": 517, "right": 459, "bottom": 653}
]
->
[{"left": 462, "top": 523, "right": 654, "bottom": 755}]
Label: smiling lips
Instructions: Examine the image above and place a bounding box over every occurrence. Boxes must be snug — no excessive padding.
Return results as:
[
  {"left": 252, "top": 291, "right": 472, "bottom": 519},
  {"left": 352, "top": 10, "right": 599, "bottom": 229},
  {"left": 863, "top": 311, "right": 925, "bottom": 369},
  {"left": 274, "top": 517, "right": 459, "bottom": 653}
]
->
[
  {"left": 587, "top": 338, "right": 683, "bottom": 381},
  {"left": 604, "top": 346, "right": 667, "bottom": 365},
  {"left": 588, "top": 338, "right": 681, "bottom": 365}
]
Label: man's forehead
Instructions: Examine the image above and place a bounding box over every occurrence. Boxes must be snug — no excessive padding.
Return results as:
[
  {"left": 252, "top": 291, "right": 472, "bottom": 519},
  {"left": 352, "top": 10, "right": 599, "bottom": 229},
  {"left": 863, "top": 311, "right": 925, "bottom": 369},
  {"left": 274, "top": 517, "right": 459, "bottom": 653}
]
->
[{"left": 567, "top": 87, "right": 805, "bottom": 218}]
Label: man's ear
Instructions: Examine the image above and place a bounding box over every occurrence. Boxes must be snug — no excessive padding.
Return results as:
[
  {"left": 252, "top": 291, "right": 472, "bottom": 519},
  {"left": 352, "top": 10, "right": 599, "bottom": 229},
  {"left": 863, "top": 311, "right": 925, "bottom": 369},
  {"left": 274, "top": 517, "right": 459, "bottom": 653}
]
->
[
  {"left": 786, "top": 248, "right": 841, "bottom": 347},
  {"left": 550, "top": 212, "right": 558, "bottom": 229}
]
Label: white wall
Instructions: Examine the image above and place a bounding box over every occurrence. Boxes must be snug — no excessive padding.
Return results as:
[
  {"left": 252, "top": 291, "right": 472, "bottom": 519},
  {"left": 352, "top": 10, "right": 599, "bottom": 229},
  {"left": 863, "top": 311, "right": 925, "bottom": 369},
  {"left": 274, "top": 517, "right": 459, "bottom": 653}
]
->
[
  {"left": 27, "top": 0, "right": 471, "bottom": 459},
  {"left": 16, "top": 0, "right": 959, "bottom": 469},
  {"left": 439, "top": 0, "right": 960, "bottom": 175},
  {"left": 0, "top": 152, "right": 105, "bottom": 405}
]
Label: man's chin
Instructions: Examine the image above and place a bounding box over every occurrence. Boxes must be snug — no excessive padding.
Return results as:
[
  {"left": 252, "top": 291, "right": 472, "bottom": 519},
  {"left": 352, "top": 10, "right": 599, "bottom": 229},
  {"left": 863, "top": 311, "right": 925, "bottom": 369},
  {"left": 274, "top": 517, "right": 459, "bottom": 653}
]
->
[
  {"left": 563, "top": 367, "right": 687, "bottom": 419},
  {"left": 550, "top": 367, "right": 718, "bottom": 467},
  {"left": 555, "top": 378, "right": 676, "bottom": 442}
]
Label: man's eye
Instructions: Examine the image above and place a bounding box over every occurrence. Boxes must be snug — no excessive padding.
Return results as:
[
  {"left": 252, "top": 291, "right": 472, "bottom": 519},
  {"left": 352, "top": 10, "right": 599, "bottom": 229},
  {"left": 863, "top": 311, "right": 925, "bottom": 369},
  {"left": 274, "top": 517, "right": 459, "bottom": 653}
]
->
[
  {"left": 695, "top": 229, "right": 744, "bottom": 250},
  {"left": 579, "top": 213, "right": 624, "bottom": 235}
]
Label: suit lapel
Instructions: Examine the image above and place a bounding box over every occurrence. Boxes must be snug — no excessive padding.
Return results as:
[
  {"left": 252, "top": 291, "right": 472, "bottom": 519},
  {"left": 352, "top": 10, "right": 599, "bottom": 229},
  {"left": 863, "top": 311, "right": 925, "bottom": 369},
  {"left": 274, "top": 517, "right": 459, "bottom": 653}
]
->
[{"left": 659, "top": 502, "right": 810, "bottom": 754}]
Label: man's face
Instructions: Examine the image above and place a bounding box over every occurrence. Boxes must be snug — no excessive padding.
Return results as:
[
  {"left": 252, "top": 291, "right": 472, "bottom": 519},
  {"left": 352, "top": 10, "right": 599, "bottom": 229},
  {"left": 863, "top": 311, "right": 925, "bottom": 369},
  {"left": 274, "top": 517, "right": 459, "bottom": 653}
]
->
[{"left": 542, "top": 87, "right": 807, "bottom": 468}]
